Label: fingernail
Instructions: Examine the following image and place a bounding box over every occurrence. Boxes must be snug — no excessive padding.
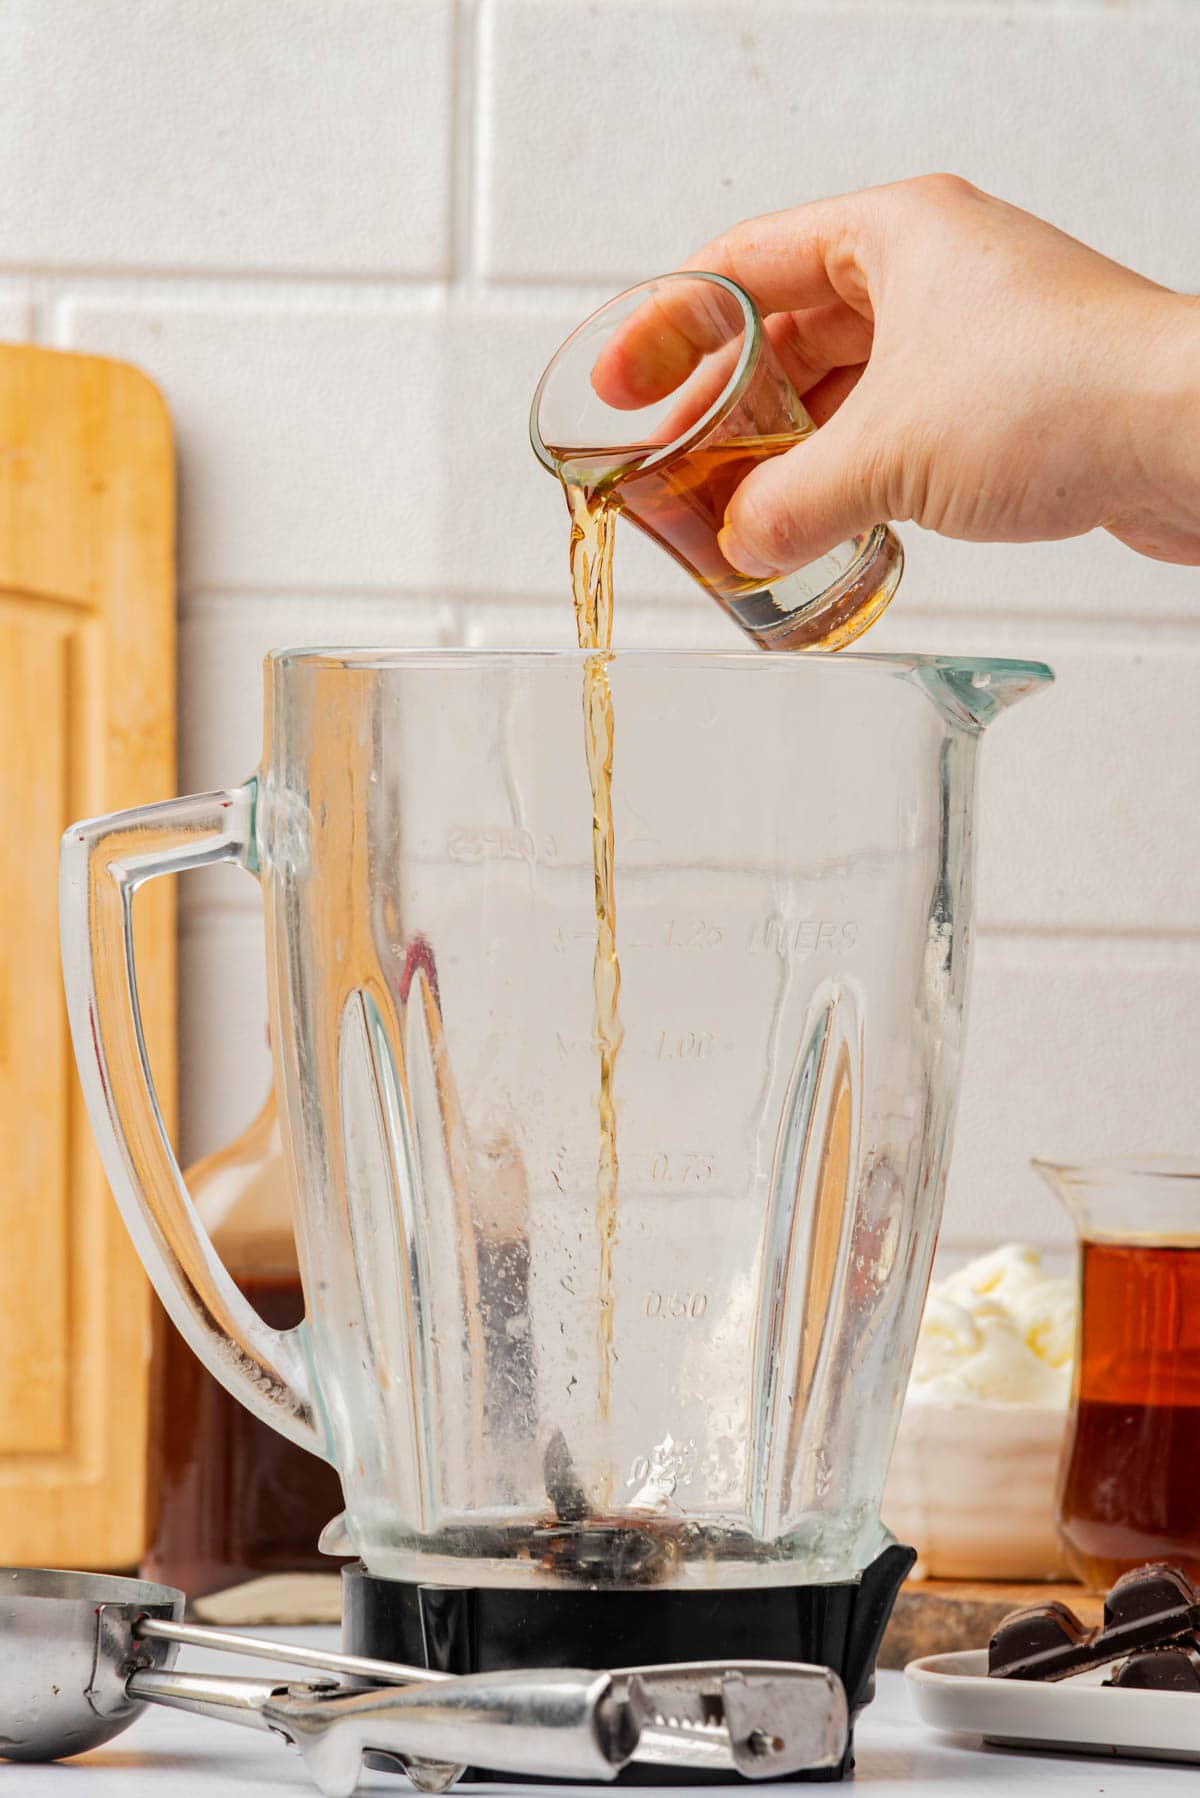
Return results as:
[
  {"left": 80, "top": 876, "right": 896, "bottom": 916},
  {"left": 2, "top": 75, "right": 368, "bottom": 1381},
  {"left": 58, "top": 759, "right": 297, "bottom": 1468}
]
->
[{"left": 718, "top": 524, "right": 780, "bottom": 582}]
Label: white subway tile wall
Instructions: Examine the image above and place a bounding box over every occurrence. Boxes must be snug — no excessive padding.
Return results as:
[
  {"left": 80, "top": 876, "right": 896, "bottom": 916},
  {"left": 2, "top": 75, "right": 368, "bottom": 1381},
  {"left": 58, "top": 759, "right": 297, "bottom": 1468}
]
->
[
  {"left": 5, "top": 0, "right": 1195, "bottom": 1249},
  {"left": 0, "top": 290, "right": 34, "bottom": 339},
  {"left": 0, "top": 0, "right": 455, "bottom": 273},
  {"left": 478, "top": 0, "right": 1200, "bottom": 289}
]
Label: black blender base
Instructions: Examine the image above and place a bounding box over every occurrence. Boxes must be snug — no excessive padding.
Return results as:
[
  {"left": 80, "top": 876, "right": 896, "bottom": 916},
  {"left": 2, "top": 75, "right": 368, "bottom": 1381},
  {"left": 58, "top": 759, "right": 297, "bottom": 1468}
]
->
[{"left": 342, "top": 1541, "right": 915, "bottom": 1783}]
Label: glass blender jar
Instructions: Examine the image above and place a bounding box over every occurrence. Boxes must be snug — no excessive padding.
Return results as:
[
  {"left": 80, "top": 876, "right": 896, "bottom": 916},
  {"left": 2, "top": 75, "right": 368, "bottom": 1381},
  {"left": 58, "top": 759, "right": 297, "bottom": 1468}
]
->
[{"left": 62, "top": 646, "right": 1051, "bottom": 1775}]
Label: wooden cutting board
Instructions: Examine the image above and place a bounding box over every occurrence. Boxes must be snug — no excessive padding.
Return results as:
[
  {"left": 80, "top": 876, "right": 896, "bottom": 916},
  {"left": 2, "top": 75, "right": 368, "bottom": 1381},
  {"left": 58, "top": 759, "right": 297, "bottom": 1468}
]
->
[
  {"left": 879, "top": 1577, "right": 1104, "bottom": 1670},
  {"left": 0, "top": 343, "right": 174, "bottom": 1567}
]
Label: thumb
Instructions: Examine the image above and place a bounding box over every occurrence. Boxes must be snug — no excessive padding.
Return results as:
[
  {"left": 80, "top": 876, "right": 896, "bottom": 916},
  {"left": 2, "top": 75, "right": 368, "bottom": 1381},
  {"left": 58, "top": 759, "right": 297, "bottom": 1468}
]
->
[{"left": 718, "top": 390, "right": 894, "bottom": 577}]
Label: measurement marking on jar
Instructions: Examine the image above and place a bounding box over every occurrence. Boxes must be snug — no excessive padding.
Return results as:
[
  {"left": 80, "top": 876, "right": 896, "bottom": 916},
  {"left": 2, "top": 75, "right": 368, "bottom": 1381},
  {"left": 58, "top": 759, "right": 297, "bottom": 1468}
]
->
[
  {"left": 747, "top": 917, "right": 859, "bottom": 956},
  {"left": 655, "top": 1030, "right": 718, "bottom": 1061},
  {"left": 664, "top": 919, "right": 724, "bottom": 950},
  {"left": 548, "top": 1148, "right": 721, "bottom": 1193},
  {"left": 552, "top": 926, "right": 603, "bottom": 953},
  {"left": 447, "top": 826, "right": 561, "bottom": 865},
  {"left": 642, "top": 1290, "right": 709, "bottom": 1320},
  {"left": 447, "top": 825, "right": 534, "bottom": 864},
  {"left": 626, "top": 1435, "right": 697, "bottom": 1491},
  {"left": 647, "top": 1150, "right": 714, "bottom": 1187}
]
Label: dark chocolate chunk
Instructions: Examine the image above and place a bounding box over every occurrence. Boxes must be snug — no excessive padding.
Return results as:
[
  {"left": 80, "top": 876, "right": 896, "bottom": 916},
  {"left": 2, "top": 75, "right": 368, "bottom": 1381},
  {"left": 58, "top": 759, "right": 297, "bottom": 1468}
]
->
[
  {"left": 1105, "top": 1564, "right": 1197, "bottom": 1634},
  {"left": 989, "top": 1563, "right": 1200, "bottom": 1683},
  {"left": 988, "top": 1601, "right": 1092, "bottom": 1680},
  {"left": 1107, "top": 1641, "right": 1200, "bottom": 1693}
]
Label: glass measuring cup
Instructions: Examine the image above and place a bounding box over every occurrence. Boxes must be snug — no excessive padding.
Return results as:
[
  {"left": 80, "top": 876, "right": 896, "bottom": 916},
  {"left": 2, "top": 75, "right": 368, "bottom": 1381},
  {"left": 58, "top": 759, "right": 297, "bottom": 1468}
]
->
[
  {"left": 1036, "top": 1159, "right": 1200, "bottom": 1590},
  {"left": 530, "top": 272, "right": 904, "bottom": 650},
  {"left": 62, "top": 649, "right": 1050, "bottom": 1592}
]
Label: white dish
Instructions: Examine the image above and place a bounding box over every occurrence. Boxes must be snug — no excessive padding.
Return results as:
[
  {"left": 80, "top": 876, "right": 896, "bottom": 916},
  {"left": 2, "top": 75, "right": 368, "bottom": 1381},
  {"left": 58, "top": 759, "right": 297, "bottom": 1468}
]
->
[
  {"left": 907, "top": 1648, "right": 1200, "bottom": 1764},
  {"left": 884, "top": 1399, "right": 1069, "bottom": 1579}
]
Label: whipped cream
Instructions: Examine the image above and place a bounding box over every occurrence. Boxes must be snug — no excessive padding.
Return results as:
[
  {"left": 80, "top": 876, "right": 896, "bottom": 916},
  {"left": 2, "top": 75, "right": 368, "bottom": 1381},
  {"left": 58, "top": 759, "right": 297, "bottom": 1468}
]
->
[{"left": 908, "top": 1243, "right": 1075, "bottom": 1406}]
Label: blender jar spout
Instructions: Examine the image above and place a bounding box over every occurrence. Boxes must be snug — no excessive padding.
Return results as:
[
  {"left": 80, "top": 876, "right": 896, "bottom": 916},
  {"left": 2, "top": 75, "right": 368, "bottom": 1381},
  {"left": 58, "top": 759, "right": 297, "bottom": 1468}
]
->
[{"left": 909, "top": 657, "right": 1054, "bottom": 730}]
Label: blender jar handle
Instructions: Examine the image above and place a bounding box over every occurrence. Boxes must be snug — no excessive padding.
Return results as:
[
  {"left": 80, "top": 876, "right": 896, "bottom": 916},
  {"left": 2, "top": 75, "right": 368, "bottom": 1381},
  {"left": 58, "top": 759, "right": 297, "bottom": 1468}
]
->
[{"left": 59, "top": 781, "right": 320, "bottom": 1454}]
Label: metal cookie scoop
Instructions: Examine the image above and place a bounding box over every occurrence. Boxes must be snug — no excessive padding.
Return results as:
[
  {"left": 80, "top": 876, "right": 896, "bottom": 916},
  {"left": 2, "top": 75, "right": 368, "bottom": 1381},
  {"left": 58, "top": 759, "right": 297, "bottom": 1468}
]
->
[
  {"left": 0, "top": 1567, "right": 443, "bottom": 1769},
  {"left": 0, "top": 1567, "right": 848, "bottom": 1790},
  {"left": 264, "top": 1660, "right": 848, "bottom": 1793}
]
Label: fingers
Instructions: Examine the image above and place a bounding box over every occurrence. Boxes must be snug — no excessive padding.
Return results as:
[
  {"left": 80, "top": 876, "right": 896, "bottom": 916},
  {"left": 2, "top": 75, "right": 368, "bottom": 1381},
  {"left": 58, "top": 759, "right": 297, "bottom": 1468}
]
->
[
  {"left": 592, "top": 297, "right": 872, "bottom": 446},
  {"left": 764, "top": 306, "right": 873, "bottom": 398},
  {"left": 681, "top": 190, "right": 880, "bottom": 316},
  {"left": 589, "top": 276, "right": 748, "bottom": 409},
  {"left": 718, "top": 384, "right": 892, "bottom": 576},
  {"left": 589, "top": 192, "right": 880, "bottom": 410},
  {"left": 657, "top": 339, "right": 744, "bottom": 440},
  {"left": 655, "top": 307, "right": 871, "bottom": 441},
  {"left": 799, "top": 362, "right": 866, "bottom": 426}
]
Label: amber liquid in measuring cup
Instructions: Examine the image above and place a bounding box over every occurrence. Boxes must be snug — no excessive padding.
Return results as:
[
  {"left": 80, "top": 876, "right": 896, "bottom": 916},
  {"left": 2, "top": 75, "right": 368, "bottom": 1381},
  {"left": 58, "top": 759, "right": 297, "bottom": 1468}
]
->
[
  {"left": 144, "top": 1273, "right": 348, "bottom": 1603},
  {"left": 143, "top": 1090, "right": 347, "bottom": 1606},
  {"left": 1058, "top": 1239, "right": 1200, "bottom": 1589}
]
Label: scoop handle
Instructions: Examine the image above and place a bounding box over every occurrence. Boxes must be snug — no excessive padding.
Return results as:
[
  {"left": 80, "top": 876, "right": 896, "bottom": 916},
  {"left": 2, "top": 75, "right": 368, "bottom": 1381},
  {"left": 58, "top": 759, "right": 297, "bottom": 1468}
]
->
[
  {"left": 267, "top": 1669, "right": 635, "bottom": 1797},
  {"left": 59, "top": 782, "right": 319, "bottom": 1452},
  {"left": 126, "top": 1667, "right": 286, "bottom": 1731},
  {"left": 135, "top": 1613, "right": 439, "bottom": 1687}
]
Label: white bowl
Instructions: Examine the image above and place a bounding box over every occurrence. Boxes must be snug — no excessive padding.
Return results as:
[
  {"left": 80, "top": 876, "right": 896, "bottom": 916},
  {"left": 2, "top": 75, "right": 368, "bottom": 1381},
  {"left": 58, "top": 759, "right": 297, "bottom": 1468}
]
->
[{"left": 883, "top": 1398, "right": 1070, "bottom": 1581}]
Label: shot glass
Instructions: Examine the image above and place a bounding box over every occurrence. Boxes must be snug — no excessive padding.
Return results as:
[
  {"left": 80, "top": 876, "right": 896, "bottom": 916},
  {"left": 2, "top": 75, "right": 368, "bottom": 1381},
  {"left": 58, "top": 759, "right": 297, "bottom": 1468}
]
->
[{"left": 530, "top": 271, "right": 903, "bottom": 651}]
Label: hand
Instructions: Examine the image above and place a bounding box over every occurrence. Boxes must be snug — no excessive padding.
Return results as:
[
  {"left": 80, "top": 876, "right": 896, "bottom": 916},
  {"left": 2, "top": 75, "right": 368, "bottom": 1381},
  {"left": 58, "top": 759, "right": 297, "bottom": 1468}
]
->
[{"left": 593, "top": 176, "right": 1200, "bottom": 575}]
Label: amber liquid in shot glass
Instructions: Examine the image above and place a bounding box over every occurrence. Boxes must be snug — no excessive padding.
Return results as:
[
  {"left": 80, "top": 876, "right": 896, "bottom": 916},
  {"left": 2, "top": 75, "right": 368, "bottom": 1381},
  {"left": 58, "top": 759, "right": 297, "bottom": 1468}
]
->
[{"left": 549, "top": 429, "right": 902, "bottom": 651}]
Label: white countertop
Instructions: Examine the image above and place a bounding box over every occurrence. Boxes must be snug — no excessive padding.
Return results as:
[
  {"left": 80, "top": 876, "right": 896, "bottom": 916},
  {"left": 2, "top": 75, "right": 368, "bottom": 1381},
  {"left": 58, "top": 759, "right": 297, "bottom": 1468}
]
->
[{"left": 13, "top": 1629, "right": 1195, "bottom": 1795}]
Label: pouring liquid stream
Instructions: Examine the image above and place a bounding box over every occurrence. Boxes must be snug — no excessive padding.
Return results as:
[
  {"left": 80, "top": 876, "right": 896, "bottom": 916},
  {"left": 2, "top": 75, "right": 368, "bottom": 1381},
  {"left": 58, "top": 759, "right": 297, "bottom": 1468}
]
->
[
  {"left": 555, "top": 429, "right": 883, "bottom": 1509},
  {"left": 557, "top": 432, "right": 827, "bottom": 1501},
  {"left": 563, "top": 472, "right": 623, "bottom": 1465}
]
